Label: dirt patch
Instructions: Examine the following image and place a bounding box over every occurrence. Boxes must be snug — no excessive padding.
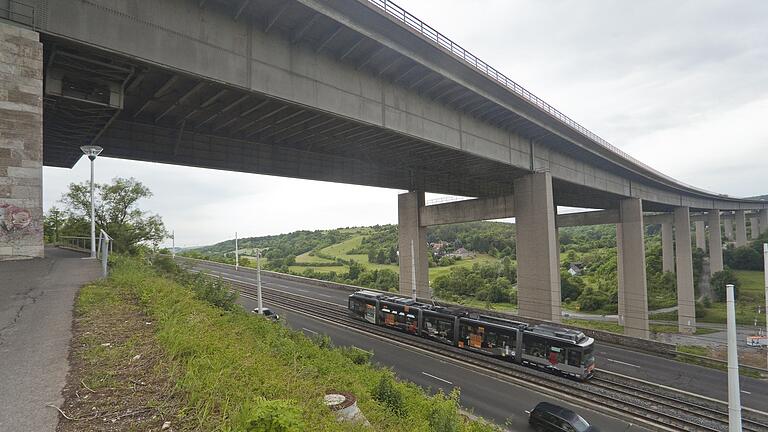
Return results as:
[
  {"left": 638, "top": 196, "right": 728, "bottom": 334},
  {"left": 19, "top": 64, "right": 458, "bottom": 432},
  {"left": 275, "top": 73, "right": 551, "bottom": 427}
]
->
[{"left": 54, "top": 284, "right": 193, "bottom": 431}]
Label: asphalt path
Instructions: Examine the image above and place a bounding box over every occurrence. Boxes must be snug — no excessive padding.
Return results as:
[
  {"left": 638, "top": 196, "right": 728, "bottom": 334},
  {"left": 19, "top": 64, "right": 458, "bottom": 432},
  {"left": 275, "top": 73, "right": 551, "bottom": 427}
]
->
[
  {"left": 189, "top": 260, "right": 768, "bottom": 412},
  {"left": 237, "top": 290, "right": 649, "bottom": 431},
  {"left": 0, "top": 248, "right": 101, "bottom": 432}
]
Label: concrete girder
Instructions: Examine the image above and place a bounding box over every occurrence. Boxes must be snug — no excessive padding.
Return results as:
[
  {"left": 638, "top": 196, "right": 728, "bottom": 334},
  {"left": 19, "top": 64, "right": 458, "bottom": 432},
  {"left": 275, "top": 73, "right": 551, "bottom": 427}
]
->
[{"left": 419, "top": 195, "right": 514, "bottom": 227}]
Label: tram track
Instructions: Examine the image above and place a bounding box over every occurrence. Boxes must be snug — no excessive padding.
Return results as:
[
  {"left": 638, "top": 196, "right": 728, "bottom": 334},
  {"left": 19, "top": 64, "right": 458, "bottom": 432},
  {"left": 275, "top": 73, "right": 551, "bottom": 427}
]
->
[{"left": 182, "top": 261, "right": 768, "bottom": 432}]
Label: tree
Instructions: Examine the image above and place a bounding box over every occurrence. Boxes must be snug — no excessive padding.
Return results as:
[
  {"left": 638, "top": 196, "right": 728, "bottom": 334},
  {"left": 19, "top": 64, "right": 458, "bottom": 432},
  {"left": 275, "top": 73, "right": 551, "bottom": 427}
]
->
[
  {"left": 43, "top": 206, "right": 66, "bottom": 243},
  {"left": 710, "top": 267, "right": 740, "bottom": 301},
  {"left": 59, "top": 177, "right": 167, "bottom": 253},
  {"left": 560, "top": 270, "right": 584, "bottom": 302},
  {"left": 726, "top": 246, "right": 762, "bottom": 270}
]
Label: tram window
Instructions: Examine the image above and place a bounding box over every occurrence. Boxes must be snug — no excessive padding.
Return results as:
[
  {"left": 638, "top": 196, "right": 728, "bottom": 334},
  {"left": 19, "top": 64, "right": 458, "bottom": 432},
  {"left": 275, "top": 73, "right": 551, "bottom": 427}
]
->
[
  {"left": 567, "top": 349, "right": 582, "bottom": 366},
  {"left": 423, "top": 316, "right": 454, "bottom": 341},
  {"left": 525, "top": 335, "right": 547, "bottom": 358},
  {"left": 349, "top": 298, "right": 366, "bottom": 317},
  {"left": 485, "top": 331, "right": 498, "bottom": 348}
]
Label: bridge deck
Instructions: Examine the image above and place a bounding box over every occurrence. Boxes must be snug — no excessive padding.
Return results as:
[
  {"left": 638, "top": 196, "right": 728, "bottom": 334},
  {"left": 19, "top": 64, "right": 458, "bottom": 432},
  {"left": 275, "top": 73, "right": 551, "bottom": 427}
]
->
[{"left": 0, "top": 247, "right": 101, "bottom": 431}]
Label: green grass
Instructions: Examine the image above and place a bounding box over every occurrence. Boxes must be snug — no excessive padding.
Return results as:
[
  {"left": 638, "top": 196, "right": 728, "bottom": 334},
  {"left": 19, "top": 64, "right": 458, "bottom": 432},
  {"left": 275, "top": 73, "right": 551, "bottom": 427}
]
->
[
  {"left": 295, "top": 251, "right": 336, "bottom": 264},
  {"left": 676, "top": 345, "right": 762, "bottom": 378},
  {"left": 563, "top": 319, "right": 623, "bottom": 334},
  {"left": 101, "top": 257, "right": 498, "bottom": 431},
  {"left": 428, "top": 254, "right": 499, "bottom": 282},
  {"left": 289, "top": 265, "right": 348, "bottom": 274}
]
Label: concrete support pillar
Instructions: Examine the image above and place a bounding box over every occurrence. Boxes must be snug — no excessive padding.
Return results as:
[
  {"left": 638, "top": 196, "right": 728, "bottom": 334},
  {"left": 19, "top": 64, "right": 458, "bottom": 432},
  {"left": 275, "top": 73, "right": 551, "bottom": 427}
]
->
[
  {"left": 759, "top": 209, "right": 768, "bottom": 236},
  {"left": 616, "top": 198, "right": 649, "bottom": 339},
  {"left": 0, "top": 24, "right": 43, "bottom": 260},
  {"left": 749, "top": 217, "right": 759, "bottom": 240},
  {"left": 661, "top": 221, "right": 675, "bottom": 273},
  {"left": 674, "top": 207, "right": 696, "bottom": 333},
  {"left": 723, "top": 216, "right": 734, "bottom": 241},
  {"left": 707, "top": 211, "right": 723, "bottom": 274},
  {"left": 735, "top": 210, "right": 747, "bottom": 247},
  {"left": 514, "top": 171, "right": 561, "bottom": 322},
  {"left": 694, "top": 220, "right": 706, "bottom": 251},
  {"left": 398, "top": 191, "right": 429, "bottom": 298}
]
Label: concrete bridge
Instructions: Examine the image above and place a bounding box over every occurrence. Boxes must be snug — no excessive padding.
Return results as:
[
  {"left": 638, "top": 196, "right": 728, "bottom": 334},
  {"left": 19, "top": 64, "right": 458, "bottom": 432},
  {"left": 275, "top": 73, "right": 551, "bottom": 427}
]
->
[{"left": 1, "top": 0, "right": 766, "bottom": 339}]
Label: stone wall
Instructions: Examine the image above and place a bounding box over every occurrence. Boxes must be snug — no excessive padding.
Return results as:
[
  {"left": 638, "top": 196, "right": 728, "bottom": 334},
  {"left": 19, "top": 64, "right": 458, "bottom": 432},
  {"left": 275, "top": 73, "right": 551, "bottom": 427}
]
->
[{"left": 0, "top": 22, "right": 43, "bottom": 260}]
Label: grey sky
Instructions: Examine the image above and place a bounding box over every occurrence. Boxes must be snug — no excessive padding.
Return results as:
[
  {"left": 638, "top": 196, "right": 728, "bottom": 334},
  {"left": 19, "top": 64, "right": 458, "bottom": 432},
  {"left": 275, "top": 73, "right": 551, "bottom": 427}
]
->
[{"left": 42, "top": 0, "right": 768, "bottom": 247}]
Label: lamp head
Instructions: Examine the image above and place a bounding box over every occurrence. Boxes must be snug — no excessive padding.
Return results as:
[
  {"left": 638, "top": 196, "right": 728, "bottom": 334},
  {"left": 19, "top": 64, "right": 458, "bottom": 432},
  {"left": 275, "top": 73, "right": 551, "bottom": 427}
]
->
[{"left": 80, "top": 145, "right": 103, "bottom": 161}]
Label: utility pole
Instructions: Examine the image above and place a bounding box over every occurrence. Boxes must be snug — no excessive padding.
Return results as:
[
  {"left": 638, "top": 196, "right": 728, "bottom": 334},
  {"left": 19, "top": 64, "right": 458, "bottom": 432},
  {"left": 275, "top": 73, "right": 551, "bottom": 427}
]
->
[
  {"left": 764, "top": 243, "right": 767, "bottom": 368},
  {"left": 80, "top": 145, "right": 102, "bottom": 258},
  {"left": 726, "top": 283, "right": 743, "bottom": 431},
  {"left": 171, "top": 230, "right": 175, "bottom": 259},
  {"left": 235, "top": 231, "right": 239, "bottom": 270},
  {"left": 256, "top": 248, "right": 263, "bottom": 313},
  {"left": 410, "top": 240, "right": 416, "bottom": 301}
]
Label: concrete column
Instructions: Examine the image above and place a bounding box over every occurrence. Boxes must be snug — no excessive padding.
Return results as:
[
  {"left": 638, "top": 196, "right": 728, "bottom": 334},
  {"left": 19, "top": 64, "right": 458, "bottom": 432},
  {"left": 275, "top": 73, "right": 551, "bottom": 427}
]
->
[
  {"left": 0, "top": 24, "right": 43, "bottom": 260},
  {"left": 759, "top": 209, "right": 768, "bottom": 236},
  {"left": 694, "top": 220, "right": 706, "bottom": 251},
  {"left": 514, "top": 171, "right": 561, "bottom": 322},
  {"left": 749, "top": 217, "right": 759, "bottom": 240},
  {"left": 616, "top": 198, "right": 649, "bottom": 339},
  {"left": 674, "top": 207, "right": 696, "bottom": 333},
  {"left": 735, "top": 210, "right": 747, "bottom": 247},
  {"left": 707, "top": 211, "right": 723, "bottom": 274},
  {"left": 398, "top": 191, "right": 429, "bottom": 298},
  {"left": 723, "top": 216, "right": 733, "bottom": 241},
  {"left": 661, "top": 221, "right": 675, "bottom": 273}
]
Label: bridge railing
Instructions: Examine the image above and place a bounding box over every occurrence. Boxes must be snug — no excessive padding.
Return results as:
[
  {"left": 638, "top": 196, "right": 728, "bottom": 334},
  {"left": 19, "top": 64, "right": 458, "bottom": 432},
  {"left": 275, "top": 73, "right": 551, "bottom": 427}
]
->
[
  {"left": 59, "top": 236, "right": 92, "bottom": 253},
  {"left": 365, "top": 0, "right": 717, "bottom": 196},
  {"left": 0, "top": 1, "right": 35, "bottom": 27},
  {"left": 58, "top": 233, "right": 114, "bottom": 277},
  {"left": 97, "top": 229, "right": 113, "bottom": 277}
]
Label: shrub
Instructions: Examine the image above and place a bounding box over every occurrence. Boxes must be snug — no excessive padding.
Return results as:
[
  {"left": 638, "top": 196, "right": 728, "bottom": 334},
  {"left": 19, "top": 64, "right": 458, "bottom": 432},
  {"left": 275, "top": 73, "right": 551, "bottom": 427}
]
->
[
  {"left": 241, "top": 399, "right": 305, "bottom": 432},
  {"left": 724, "top": 246, "right": 763, "bottom": 270},
  {"left": 428, "top": 389, "right": 461, "bottom": 432},
  {"left": 710, "top": 267, "right": 741, "bottom": 301},
  {"left": 577, "top": 286, "right": 609, "bottom": 311},
  {"left": 372, "top": 374, "right": 406, "bottom": 417},
  {"left": 338, "top": 346, "right": 373, "bottom": 365}
]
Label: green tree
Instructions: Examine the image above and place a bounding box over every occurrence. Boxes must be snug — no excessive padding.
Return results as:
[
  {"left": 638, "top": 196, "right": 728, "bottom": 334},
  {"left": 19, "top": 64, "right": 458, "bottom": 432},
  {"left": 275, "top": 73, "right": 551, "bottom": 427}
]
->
[
  {"left": 60, "top": 177, "right": 167, "bottom": 253},
  {"left": 43, "top": 206, "right": 66, "bottom": 243},
  {"left": 710, "top": 267, "right": 741, "bottom": 301}
]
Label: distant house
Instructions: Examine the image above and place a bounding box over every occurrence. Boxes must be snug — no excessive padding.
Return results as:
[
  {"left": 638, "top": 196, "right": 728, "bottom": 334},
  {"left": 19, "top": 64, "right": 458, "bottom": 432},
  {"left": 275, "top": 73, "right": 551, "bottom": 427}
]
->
[
  {"left": 447, "top": 247, "right": 475, "bottom": 259},
  {"left": 567, "top": 262, "right": 584, "bottom": 276}
]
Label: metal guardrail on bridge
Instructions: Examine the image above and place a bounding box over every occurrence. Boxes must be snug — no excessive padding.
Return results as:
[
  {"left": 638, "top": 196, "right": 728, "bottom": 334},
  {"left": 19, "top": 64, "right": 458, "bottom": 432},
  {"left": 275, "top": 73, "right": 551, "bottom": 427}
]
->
[{"left": 364, "top": 0, "right": 720, "bottom": 197}]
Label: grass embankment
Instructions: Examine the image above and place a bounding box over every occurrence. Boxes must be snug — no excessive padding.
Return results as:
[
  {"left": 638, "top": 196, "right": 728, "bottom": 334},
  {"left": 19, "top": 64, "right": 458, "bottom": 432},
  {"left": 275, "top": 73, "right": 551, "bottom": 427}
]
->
[
  {"left": 650, "top": 270, "right": 766, "bottom": 326},
  {"left": 62, "top": 257, "right": 498, "bottom": 431},
  {"left": 562, "top": 319, "right": 719, "bottom": 336}
]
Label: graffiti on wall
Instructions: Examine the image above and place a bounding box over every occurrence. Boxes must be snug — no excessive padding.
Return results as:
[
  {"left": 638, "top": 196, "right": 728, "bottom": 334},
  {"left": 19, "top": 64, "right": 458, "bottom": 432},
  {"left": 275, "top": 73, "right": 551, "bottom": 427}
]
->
[{"left": 0, "top": 203, "right": 40, "bottom": 241}]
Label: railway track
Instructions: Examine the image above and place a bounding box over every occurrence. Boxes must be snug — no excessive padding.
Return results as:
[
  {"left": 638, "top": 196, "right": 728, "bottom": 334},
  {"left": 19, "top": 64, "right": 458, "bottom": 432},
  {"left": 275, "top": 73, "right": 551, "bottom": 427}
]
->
[{"left": 183, "top": 260, "right": 768, "bottom": 432}]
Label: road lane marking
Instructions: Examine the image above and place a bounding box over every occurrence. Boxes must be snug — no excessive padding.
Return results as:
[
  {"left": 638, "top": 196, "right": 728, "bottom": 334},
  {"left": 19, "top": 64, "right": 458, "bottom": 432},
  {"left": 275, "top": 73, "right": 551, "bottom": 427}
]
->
[
  {"left": 301, "top": 327, "right": 318, "bottom": 335},
  {"left": 606, "top": 358, "right": 641, "bottom": 368},
  {"left": 741, "top": 390, "right": 752, "bottom": 395},
  {"left": 352, "top": 346, "right": 373, "bottom": 354},
  {"left": 421, "top": 372, "right": 453, "bottom": 385}
]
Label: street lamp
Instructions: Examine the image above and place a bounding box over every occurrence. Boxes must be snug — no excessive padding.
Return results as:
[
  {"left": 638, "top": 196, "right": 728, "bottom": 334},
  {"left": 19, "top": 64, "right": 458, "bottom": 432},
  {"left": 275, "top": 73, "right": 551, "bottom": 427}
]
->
[{"left": 80, "top": 145, "right": 103, "bottom": 258}]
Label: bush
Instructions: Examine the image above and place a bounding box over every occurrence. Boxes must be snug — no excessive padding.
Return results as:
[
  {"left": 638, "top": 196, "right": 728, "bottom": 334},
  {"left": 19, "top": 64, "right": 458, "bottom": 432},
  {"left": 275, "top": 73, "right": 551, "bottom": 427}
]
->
[
  {"left": 338, "top": 346, "right": 372, "bottom": 365},
  {"left": 176, "top": 271, "right": 239, "bottom": 310},
  {"left": 710, "top": 267, "right": 741, "bottom": 301},
  {"left": 724, "top": 246, "right": 763, "bottom": 270},
  {"left": 242, "top": 399, "right": 305, "bottom": 432},
  {"left": 372, "top": 374, "right": 406, "bottom": 417},
  {"left": 428, "top": 389, "right": 461, "bottom": 432},
  {"left": 576, "top": 286, "right": 609, "bottom": 311}
]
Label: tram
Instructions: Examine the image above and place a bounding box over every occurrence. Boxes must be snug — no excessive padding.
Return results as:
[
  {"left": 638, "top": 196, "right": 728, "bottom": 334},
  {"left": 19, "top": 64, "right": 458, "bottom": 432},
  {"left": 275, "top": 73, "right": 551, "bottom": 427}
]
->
[{"left": 348, "top": 290, "right": 595, "bottom": 380}]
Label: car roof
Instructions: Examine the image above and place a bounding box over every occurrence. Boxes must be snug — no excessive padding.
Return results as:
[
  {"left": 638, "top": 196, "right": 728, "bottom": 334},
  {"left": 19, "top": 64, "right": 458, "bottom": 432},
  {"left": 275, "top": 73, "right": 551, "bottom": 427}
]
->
[{"left": 534, "top": 402, "right": 579, "bottom": 420}]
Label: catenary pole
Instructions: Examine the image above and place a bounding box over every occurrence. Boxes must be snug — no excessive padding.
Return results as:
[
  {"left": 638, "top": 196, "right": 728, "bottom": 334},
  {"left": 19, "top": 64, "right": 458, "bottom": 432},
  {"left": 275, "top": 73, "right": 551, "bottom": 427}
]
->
[
  {"left": 764, "top": 243, "right": 767, "bottom": 368},
  {"left": 726, "top": 283, "right": 743, "bottom": 431},
  {"left": 410, "top": 240, "right": 417, "bottom": 300},
  {"left": 235, "top": 231, "right": 239, "bottom": 270},
  {"left": 257, "top": 248, "right": 263, "bottom": 313},
  {"left": 171, "top": 231, "right": 175, "bottom": 258}
]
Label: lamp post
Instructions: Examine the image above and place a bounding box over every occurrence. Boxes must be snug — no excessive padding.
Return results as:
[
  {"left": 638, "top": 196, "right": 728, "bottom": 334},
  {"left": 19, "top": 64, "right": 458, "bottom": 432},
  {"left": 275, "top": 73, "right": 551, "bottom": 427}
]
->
[{"left": 80, "top": 145, "right": 103, "bottom": 258}]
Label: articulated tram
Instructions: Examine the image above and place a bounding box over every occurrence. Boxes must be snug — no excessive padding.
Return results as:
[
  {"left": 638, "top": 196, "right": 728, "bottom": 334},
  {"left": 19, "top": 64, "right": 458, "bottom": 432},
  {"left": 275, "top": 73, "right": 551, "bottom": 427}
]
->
[{"left": 348, "top": 290, "right": 595, "bottom": 380}]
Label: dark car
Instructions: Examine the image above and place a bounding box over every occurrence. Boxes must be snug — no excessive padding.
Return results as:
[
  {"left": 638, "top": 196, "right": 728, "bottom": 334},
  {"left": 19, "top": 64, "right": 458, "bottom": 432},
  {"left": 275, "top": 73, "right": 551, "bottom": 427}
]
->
[
  {"left": 529, "top": 402, "right": 598, "bottom": 432},
  {"left": 251, "top": 307, "right": 279, "bottom": 321}
]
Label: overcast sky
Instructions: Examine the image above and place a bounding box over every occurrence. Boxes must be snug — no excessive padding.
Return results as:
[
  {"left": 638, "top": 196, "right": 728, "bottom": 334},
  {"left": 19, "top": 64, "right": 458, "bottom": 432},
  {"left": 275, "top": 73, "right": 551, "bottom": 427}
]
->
[{"left": 42, "top": 0, "right": 768, "bottom": 247}]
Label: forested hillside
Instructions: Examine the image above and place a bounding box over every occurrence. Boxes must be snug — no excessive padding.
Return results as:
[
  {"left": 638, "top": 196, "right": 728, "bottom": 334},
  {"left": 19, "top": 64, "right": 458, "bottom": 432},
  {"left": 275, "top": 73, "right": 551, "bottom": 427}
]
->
[{"left": 183, "top": 220, "right": 768, "bottom": 326}]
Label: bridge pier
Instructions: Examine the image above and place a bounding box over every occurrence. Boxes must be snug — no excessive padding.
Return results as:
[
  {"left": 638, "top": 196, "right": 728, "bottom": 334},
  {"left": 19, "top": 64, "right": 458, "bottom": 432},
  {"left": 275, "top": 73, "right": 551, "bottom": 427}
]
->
[
  {"left": 723, "top": 215, "right": 734, "bottom": 241},
  {"left": 397, "top": 191, "right": 430, "bottom": 299},
  {"left": 514, "top": 172, "right": 561, "bottom": 323},
  {"left": 674, "top": 207, "right": 696, "bottom": 333},
  {"left": 616, "top": 198, "right": 649, "bottom": 339},
  {"left": 0, "top": 23, "right": 43, "bottom": 260},
  {"left": 694, "top": 220, "right": 706, "bottom": 251},
  {"left": 661, "top": 221, "right": 675, "bottom": 273},
  {"left": 708, "top": 211, "right": 723, "bottom": 274},
  {"left": 749, "top": 217, "right": 759, "bottom": 240},
  {"left": 760, "top": 209, "right": 768, "bottom": 236},
  {"left": 735, "top": 210, "right": 748, "bottom": 247}
]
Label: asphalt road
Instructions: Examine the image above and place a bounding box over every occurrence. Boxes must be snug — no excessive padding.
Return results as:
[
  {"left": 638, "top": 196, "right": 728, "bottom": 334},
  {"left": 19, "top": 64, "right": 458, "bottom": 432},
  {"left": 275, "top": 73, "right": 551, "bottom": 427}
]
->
[
  {"left": 0, "top": 248, "right": 101, "bottom": 432},
  {"left": 190, "top": 260, "right": 768, "bottom": 412},
  {"left": 237, "top": 291, "right": 649, "bottom": 431}
]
